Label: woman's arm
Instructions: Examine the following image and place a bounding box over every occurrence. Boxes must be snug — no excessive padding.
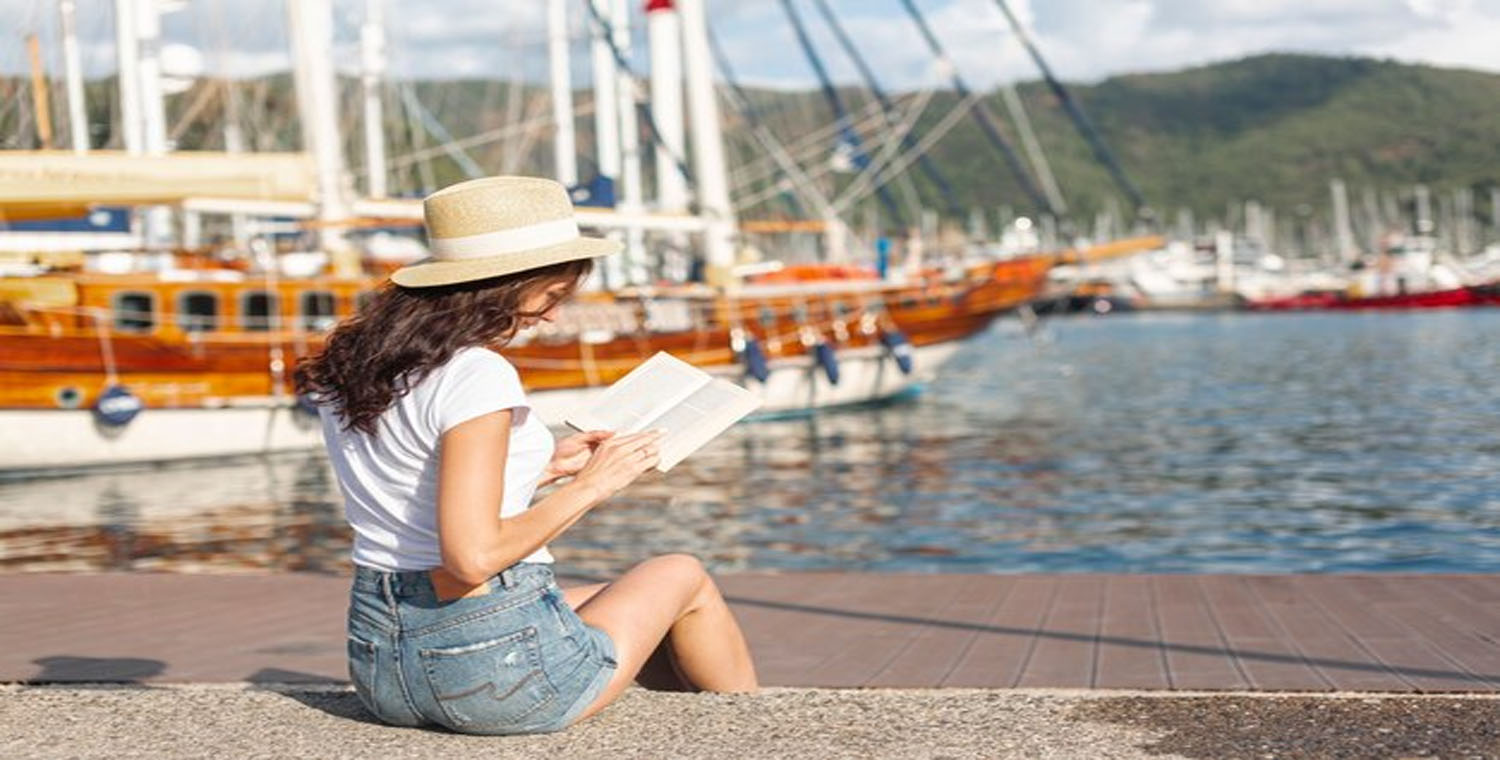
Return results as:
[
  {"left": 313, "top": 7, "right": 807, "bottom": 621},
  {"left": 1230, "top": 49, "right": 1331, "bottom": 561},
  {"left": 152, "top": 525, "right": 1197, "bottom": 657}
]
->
[{"left": 435, "top": 409, "right": 660, "bottom": 586}]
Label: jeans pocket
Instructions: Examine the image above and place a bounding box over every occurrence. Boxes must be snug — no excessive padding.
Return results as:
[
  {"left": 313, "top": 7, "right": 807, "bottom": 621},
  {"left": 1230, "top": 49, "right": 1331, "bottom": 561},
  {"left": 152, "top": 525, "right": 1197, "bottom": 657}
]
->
[
  {"left": 347, "top": 635, "right": 422, "bottom": 727},
  {"left": 418, "top": 626, "right": 558, "bottom": 733}
]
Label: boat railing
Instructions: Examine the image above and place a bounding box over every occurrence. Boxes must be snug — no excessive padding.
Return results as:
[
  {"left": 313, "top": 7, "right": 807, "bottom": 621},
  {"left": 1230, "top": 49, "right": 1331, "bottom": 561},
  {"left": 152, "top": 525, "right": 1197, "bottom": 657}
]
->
[{"left": 6, "top": 266, "right": 1017, "bottom": 355}]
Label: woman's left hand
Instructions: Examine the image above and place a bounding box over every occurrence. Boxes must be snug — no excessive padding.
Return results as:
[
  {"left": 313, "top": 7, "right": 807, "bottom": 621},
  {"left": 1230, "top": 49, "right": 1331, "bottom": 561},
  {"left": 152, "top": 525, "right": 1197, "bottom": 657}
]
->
[{"left": 542, "top": 430, "right": 615, "bottom": 484}]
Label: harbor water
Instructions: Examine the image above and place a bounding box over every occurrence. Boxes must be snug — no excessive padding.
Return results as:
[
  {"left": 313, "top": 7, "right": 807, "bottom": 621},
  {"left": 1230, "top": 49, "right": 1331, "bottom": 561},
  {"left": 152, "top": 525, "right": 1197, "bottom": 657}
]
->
[{"left": 3, "top": 310, "right": 1498, "bottom": 575}]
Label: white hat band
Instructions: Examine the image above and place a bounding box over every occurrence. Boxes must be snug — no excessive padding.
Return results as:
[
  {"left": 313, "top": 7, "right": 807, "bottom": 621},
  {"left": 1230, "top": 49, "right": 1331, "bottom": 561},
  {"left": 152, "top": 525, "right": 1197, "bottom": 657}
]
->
[{"left": 428, "top": 217, "right": 581, "bottom": 260}]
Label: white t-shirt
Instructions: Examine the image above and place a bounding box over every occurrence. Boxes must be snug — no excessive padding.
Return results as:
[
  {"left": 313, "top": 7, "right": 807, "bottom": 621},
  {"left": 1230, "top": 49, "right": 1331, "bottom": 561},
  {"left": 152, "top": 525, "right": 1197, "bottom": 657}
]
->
[{"left": 319, "top": 346, "right": 556, "bottom": 571}]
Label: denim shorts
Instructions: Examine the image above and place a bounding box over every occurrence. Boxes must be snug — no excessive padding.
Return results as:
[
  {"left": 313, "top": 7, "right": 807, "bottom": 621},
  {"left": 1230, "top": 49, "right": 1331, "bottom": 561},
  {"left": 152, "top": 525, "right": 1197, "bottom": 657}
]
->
[{"left": 347, "top": 562, "right": 617, "bottom": 735}]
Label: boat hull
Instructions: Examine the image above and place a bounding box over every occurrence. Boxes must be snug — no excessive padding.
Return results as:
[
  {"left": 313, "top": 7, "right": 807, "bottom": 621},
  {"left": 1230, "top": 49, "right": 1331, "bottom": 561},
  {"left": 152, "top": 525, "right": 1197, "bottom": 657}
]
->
[
  {"left": 0, "top": 340, "right": 960, "bottom": 473},
  {"left": 1248, "top": 286, "right": 1488, "bottom": 311}
]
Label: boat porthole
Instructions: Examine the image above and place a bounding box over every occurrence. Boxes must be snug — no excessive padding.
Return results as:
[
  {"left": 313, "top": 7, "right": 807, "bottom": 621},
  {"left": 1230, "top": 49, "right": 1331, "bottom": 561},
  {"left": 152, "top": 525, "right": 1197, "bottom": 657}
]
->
[{"left": 55, "top": 386, "right": 82, "bottom": 409}]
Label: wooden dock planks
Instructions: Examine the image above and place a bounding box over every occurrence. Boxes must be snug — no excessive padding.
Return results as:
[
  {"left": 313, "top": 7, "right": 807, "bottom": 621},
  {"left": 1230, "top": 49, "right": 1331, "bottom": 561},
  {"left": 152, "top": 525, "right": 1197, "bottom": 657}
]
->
[{"left": 1, "top": 572, "right": 1497, "bottom": 691}]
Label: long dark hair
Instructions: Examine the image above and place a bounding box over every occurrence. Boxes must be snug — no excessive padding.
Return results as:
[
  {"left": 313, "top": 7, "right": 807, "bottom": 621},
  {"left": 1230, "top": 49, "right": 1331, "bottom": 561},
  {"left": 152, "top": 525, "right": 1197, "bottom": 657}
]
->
[{"left": 295, "top": 258, "right": 593, "bottom": 434}]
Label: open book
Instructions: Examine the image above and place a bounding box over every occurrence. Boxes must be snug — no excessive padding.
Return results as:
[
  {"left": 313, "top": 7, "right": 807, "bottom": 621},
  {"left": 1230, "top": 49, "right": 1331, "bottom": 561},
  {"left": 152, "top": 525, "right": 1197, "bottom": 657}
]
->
[{"left": 565, "top": 352, "right": 761, "bottom": 472}]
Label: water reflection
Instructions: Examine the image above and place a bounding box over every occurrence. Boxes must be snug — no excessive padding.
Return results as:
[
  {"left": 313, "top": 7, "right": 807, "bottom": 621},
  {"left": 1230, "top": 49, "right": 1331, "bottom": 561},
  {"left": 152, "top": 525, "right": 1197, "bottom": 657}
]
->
[
  {"left": 0, "top": 455, "right": 349, "bottom": 573},
  {"left": 3, "top": 311, "right": 1500, "bottom": 574}
]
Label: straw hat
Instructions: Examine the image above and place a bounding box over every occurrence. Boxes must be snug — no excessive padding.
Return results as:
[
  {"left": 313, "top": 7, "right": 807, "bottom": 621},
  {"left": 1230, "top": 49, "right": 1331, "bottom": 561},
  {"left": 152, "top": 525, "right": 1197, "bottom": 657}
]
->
[{"left": 391, "top": 176, "right": 620, "bottom": 288}]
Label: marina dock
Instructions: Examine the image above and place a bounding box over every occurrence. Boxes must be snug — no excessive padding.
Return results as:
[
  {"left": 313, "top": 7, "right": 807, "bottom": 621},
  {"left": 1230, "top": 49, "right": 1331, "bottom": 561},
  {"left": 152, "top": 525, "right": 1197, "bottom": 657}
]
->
[{"left": 4, "top": 572, "right": 1496, "bottom": 691}]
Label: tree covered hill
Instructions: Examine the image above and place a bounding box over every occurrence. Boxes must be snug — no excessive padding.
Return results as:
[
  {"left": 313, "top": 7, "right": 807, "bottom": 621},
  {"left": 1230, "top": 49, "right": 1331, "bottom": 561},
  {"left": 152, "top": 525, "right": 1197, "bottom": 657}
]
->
[
  {"left": 5, "top": 53, "right": 1498, "bottom": 231},
  {"left": 841, "top": 53, "right": 1500, "bottom": 226}
]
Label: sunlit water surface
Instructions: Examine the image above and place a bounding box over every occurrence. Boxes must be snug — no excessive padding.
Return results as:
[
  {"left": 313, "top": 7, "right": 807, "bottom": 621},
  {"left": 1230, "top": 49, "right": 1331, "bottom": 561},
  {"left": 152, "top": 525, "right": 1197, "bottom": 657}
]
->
[{"left": 4, "top": 310, "right": 1499, "bottom": 575}]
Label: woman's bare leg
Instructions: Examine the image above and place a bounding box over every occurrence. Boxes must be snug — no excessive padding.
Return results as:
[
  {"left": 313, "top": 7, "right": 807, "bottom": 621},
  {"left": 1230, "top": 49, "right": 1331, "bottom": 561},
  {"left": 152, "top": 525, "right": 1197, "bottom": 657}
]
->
[
  {"left": 569, "top": 554, "right": 758, "bottom": 723},
  {"left": 563, "top": 582, "right": 690, "bottom": 691}
]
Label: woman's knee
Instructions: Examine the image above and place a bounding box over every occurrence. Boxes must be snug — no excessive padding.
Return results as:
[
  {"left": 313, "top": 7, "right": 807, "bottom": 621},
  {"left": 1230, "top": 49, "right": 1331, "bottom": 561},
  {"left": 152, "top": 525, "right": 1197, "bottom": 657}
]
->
[
  {"left": 640, "top": 554, "right": 715, "bottom": 601},
  {"left": 641, "top": 553, "right": 707, "bottom": 581}
]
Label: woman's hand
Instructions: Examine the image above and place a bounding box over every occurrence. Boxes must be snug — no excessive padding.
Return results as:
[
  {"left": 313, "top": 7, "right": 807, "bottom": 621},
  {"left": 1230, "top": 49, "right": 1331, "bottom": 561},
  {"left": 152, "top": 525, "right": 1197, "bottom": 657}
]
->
[
  {"left": 542, "top": 430, "right": 614, "bottom": 485},
  {"left": 573, "top": 429, "right": 664, "bottom": 502}
]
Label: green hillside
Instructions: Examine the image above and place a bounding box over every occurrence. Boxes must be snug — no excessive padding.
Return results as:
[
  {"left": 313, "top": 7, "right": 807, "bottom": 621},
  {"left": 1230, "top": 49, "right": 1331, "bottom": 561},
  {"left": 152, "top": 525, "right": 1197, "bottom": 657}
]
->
[
  {"left": 5, "top": 53, "right": 1498, "bottom": 232},
  {"left": 807, "top": 53, "right": 1500, "bottom": 226}
]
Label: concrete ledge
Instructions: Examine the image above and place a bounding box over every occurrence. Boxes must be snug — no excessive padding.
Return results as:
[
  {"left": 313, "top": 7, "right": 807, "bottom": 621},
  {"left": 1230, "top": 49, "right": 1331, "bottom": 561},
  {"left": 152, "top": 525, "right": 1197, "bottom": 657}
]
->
[{"left": 5, "top": 685, "right": 1500, "bottom": 759}]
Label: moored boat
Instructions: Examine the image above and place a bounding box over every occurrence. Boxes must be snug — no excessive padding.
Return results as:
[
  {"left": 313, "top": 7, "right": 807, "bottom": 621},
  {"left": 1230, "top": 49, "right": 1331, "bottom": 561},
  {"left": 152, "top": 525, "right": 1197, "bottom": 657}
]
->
[
  {"left": 0, "top": 252, "right": 1054, "bottom": 472},
  {"left": 1247, "top": 285, "right": 1488, "bottom": 311}
]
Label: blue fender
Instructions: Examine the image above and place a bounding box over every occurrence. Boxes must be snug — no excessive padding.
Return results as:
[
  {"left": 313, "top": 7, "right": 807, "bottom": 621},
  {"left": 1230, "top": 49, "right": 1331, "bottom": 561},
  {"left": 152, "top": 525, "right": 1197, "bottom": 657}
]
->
[
  {"left": 879, "top": 330, "right": 915, "bottom": 374},
  {"left": 295, "top": 393, "right": 322, "bottom": 417},
  {"left": 93, "top": 384, "right": 144, "bottom": 427},
  {"left": 812, "top": 341, "right": 840, "bottom": 385},
  {"left": 741, "top": 337, "right": 771, "bottom": 383}
]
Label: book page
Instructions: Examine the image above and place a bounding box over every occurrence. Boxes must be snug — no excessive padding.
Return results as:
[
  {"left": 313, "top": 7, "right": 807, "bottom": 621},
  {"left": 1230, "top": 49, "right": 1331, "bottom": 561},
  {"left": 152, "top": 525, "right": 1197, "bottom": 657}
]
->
[
  {"left": 566, "top": 352, "right": 709, "bottom": 433},
  {"left": 644, "top": 379, "right": 762, "bottom": 472}
]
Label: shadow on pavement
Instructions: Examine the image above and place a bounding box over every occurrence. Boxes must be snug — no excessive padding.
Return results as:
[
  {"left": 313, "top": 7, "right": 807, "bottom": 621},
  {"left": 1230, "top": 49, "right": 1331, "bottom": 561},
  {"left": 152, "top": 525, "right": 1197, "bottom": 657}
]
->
[{"left": 25, "top": 656, "right": 165, "bottom": 685}]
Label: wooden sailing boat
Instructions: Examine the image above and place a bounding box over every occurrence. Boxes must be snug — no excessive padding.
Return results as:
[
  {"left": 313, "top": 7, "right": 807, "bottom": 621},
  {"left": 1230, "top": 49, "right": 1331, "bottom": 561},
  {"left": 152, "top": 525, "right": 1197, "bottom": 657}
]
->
[
  {"left": 0, "top": 0, "right": 1156, "bottom": 472},
  {"left": 0, "top": 232, "right": 1068, "bottom": 471}
]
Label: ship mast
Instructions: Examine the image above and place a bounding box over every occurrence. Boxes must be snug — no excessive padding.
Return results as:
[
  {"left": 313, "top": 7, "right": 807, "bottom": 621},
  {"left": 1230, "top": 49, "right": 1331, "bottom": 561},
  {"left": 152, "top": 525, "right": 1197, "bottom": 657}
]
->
[
  {"left": 678, "top": 0, "right": 736, "bottom": 279},
  {"left": 287, "top": 0, "right": 355, "bottom": 274},
  {"left": 24, "top": 35, "right": 54, "bottom": 148},
  {"left": 1329, "top": 178, "right": 1357, "bottom": 264},
  {"left": 647, "top": 0, "right": 688, "bottom": 213},
  {"left": 587, "top": 0, "right": 625, "bottom": 286},
  {"left": 611, "top": 0, "right": 647, "bottom": 283},
  {"left": 360, "top": 0, "right": 388, "bottom": 199},
  {"left": 548, "top": 0, "right": 579, "bottom": 187},
  {"left": 59, "top": 0, "right": 89, "bottom": 153},
  {"left": 113, "top": 0, "right": 143, "bottom": 155}
]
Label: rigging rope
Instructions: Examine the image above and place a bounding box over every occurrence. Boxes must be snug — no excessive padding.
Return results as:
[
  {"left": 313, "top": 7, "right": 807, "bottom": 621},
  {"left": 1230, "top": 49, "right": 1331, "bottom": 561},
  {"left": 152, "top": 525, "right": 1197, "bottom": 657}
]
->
[
  {"left": 895, "top": 0, "right": 1055, "bottom": 217},
  {"left": 829, "top": 86, "right": 939, "bottom": 215},
  {"left": 705, "top": 22, "right": 809, "bottom": 220},
  {"left": 776, "top": 0, "right": 906, "bottom": 227},
  {"left": 397, "top": 84, "right": 485, "bottom": 179},
  {"left": 729, "top": 97, "right": 890, "bottom": 192},
  {"left": 998, "top": 81, "right": 1067, "bottom": 215},
  {"left": 990, "top": 0, "right": 1147, "bottom": 215},
  {"left": 806, "top": 0, "right": 962, "bottom": 218}
]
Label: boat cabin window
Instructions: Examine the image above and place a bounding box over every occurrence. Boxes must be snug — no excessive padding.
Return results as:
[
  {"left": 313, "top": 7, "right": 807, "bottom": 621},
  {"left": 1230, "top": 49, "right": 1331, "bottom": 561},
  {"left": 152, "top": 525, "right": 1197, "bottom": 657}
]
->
[
  {"left": 299, "top": 291, "right": 337, "bottom": 331},
  {"left": 112, "top": 291, "right": 155, "bottom": 332},
  {"left": 241, "top": 291, "right": 278, "bottom": 331},
  {"left": 757, "top": 305, "right": 777, "bottom": 329},
  {"left": 177, "top": 291, "right": 218, "bottom": 332}
]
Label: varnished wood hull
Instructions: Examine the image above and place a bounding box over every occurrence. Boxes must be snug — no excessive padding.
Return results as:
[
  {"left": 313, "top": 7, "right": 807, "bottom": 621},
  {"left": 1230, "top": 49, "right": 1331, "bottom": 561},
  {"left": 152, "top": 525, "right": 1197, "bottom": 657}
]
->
[{"left": 0, "top": 256, "right": 1050, "bottom": 471}]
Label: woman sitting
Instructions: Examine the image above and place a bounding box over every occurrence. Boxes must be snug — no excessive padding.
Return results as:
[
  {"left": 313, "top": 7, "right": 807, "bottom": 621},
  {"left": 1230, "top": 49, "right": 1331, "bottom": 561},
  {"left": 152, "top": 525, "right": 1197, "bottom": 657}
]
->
[{"left": 295, "top": 176, "right": 758, "bottom": 735}]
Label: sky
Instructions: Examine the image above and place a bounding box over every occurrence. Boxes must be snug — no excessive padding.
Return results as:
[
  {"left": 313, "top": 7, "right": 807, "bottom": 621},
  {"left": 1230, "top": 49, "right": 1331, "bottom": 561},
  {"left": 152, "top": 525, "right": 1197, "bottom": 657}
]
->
[{"left": 4, "top": 0, "right": 1500, "bottom": 90}]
